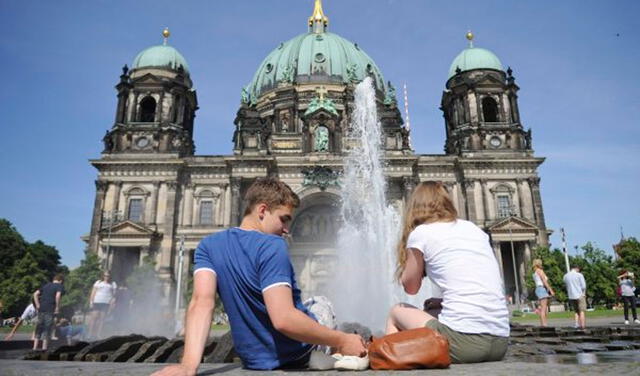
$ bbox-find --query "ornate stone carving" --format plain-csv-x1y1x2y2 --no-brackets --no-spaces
95,180,108,193
346,63,359,83
301,166,340,191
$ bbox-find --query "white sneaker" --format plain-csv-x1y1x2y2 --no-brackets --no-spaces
624,320,630,325
308,351,337,370
333,353,369,371
634,319,640,325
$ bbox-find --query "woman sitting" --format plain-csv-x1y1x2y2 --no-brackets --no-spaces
385,181,509,363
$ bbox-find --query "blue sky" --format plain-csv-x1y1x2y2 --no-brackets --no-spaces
1,0,638,267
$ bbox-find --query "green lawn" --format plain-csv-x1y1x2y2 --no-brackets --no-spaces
511,309,619,322
0,324,35,334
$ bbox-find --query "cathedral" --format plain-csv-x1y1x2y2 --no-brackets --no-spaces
84,0,549,306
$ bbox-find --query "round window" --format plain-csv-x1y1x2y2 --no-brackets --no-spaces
265,63,273,73
136,137,150,148
314,53,326,63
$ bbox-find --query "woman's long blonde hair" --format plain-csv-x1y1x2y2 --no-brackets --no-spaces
395,181,457,280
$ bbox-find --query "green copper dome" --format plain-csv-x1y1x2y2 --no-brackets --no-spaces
448,46,503,79
132,45,190,73
246,31,387,101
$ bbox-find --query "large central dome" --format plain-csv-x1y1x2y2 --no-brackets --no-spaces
246,1,387,102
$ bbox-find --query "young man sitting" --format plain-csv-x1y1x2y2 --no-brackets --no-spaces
153,178,366,376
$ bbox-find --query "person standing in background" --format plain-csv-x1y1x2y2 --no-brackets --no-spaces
87,271,117,339
563,265,587,329
618,271,639,325
33,274,65,350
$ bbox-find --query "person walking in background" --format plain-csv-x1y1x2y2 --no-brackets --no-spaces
32,274,65,351
532,259,555,327
87,271,117,339
618,271,639,325
563,265,587,329
4,300,38,340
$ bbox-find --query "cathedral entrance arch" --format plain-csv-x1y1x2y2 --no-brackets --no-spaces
289,191,341,298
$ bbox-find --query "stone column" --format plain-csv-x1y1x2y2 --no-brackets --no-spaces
517,242,526,298
492,241,504,283
156,92,164,122
463,179,477,222
516,178,526,219
148,181,160,225
230,178,242,226
480,179,489,225
89,180,108,254
132,92,140,122
528,177,548,245
159,182,178,273
112,181,123,212
183,183,194,227
224,183,232,226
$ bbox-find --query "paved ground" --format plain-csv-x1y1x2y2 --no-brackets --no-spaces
1,358,640,376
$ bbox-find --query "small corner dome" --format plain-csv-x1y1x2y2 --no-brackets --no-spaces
132,45,190,74
448,47,503,79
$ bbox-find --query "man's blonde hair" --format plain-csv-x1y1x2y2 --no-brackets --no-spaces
243,177,300,216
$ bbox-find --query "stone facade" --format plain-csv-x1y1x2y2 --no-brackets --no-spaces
85,12,548,307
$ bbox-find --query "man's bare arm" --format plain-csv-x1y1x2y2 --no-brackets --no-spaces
152,270,216,376
33,290,41,310
54,291,61,314
263,286,366,356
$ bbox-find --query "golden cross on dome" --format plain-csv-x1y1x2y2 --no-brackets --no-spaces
315,86,328,101
308,0,329,32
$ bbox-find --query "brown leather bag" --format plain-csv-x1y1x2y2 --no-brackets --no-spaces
368,327,451,370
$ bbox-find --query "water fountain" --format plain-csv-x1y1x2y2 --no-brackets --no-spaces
329,77,435,332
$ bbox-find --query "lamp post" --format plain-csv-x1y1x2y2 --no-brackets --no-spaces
174,235,186,330
561,227,570,273
103,210,122,270
508,206,521,309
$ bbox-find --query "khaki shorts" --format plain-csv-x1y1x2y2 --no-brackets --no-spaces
425,320,508,364
569,296,587,313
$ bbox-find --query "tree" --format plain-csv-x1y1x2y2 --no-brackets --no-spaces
0,219,27,281
615,237,640,277
0,218,67,316
573,242,618,308
525,246,568,302
0,251,48,316
61,249,103,313
28,240,67,280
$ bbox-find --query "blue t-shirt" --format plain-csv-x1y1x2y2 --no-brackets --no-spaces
193,228,313,370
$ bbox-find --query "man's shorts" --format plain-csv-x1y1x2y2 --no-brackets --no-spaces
569,296,587,313
425,319,508,364
35,312,55,340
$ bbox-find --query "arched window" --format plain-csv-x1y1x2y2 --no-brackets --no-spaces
125,187,147,222
482,97,499,122
128,198,144,222
140,96,156,122
199,201,214,225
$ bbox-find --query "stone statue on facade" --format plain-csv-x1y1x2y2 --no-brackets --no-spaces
241,87,250,104
314,126,329,151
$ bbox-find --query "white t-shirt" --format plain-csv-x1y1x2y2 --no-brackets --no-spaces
407,219,510,337
20,304,37,321
92,280,117,304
